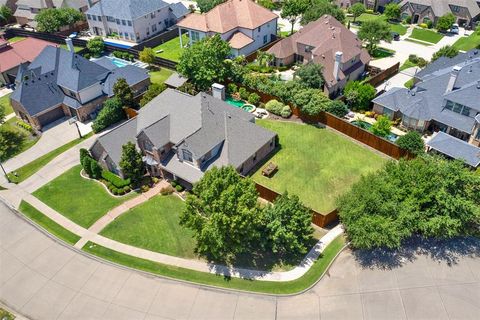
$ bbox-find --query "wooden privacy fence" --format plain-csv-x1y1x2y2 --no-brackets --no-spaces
255,183,339,228
365,62,400,87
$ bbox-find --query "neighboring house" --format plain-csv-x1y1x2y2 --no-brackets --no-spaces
372,49,480,167
176,0,278,57
86,0,189,43
0,37,56,85
90,88,277,188
267,15,371,97
335,0,395,11
399,0,480,27
10,39,150,130
14,0,94,28
0,0,17,12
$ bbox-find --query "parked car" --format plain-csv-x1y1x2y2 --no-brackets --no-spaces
68,32,78,39
391,32,400,41
450,24,459,34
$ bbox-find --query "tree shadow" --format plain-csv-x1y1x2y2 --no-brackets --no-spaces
353,235,480,270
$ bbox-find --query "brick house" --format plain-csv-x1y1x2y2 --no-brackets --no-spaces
90,89,277,188
10,39,149,130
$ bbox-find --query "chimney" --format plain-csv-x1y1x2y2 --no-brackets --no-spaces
333,51,343,81
211,83,225,101
446,66,461,93
65,38,75,53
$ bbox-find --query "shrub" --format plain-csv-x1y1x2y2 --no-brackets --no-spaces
280,105,292,118
426,20,433,29
152,177,159,184
404,16,411,24
111,187,119,195
417,57,427,68
325,100,349,118
247,92,260,105
265,99,285,115
16,120,34,133
171,180,178,187
408,54,419,64
160,185,175,195
81,156,93,177
238,87,249,100
83,53,91,59
436,13,456,32
227,83,237,94
419,23,428,28
175,184,184,192
92,97,125,133
396,131,425,154
365,9,374,14
101,170,131,188
123,186,131,193
141,185,150,193
90,160,102,179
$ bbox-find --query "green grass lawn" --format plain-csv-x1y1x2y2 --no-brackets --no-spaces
19,201,81,245
83,235,346,294
7,133,93,184
59,44,84,52
400,59,417,71
372,47,395,59
100,195,196,258
149,68,174,85
152,34,188,62
404,38,433,46
252,120,388,213
409,28,444,44
404,78,414,89
7,36,26,43
348,13,408,35
0,117,40,160
33,165,135,228
452,33,480,51
0,93,13,115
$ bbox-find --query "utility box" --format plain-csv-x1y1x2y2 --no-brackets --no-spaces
212,83,225,101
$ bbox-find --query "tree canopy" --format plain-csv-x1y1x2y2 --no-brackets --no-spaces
139,47,156,65
35,8,83,33
383,3,401,21
140,83,166,107
432,45,459,62
357,19,392,54
325,100,349,118
281,0,308,35
196,0,225,13
292,88,330,116
301,0,345,25
0,5,13,22
337,155,480,249
294,63,325,89
349,3,366,23
113,78,134,108
87,37,104,58
119,141,145,183
177,35,232,91
343,81,376,111
92,97,125,133
436,13,456,32
396,131,425,155
0,104,5,124
370,115,392,138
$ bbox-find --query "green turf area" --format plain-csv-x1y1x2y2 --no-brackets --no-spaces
348,14,408,35
372,47,395,59
404,78,414,88
59,44,84,52
7,36,26,43
152,34,188,62
404,38,433,46
399,59,417,71
409,28,444,44
19,200,81,245
149,68,174,85
452,33,480,51
0,117,40,160
83,235,346,294
100,195,196,258
0,93,13,115
7,133,93,184
252,120,387,213
33,165,135,228
389,23,408,36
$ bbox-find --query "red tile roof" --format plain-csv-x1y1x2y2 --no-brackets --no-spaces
0,37,58,73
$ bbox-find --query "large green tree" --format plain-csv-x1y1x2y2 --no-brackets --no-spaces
301,0,346,25
196,0,225,13
436,13,456,32
92,97,125,133
87,37,104,58
0,130,24,162
113,78,134,108
139,47,156,66
119,141,144,183
292,88,330,116
383,3,401,21
337,155,480,249
343,81,376,111
0,5,13,23
349,3,366,23
325,100,349,118
35,8,83,33
281,0,308,35
140,83,166,107
357,19,392,54
294,63,325,89
177,35,232,91
396,131,424,155
180,166,262,262
263,192,314,256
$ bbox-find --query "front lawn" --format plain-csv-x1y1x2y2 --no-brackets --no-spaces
33,165,135,228
100,195,196,258
452,33,480,51
149,68,174,85
348,13,408,35
152,34,188,62
372,47,395,59
409,28,444,44
252,120,388,213
0,117,40,160
0,93,13,115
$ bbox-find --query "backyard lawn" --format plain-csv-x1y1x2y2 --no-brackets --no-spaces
59,44,84,52
348,13,408,35
0,93,13,115
7,36,26,43
452,33,480,51
100,195,196,258
152,34,188,62
409,28,444,44
33,165,135,228
252,120,388,213
149,68,174,85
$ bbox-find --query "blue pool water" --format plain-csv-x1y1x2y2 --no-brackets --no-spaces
104,41,134,49
351,120,399,142
109,57,129,68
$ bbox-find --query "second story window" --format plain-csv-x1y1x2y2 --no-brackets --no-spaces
122,20,126,25
182,150,193,162
128,20,132,26
445,100,471,116
87,14,91,20
107,16,115,22
116,19,120,24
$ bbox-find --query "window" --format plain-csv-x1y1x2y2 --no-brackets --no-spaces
87,14,91,20
182,150,193,162
128,20,132,26
445,100,454,110
191,31,200,42
92,15,97,21
116,19,120,24
107,16,115,22
257,26,261,32
98,16,102,21
151,12,156,18
476,127,480,139
451,5,460,13
452,103,463,113
446,100,471,116
122,20,126,25
263,34,267,44
461,106,470,116
152,24,157,32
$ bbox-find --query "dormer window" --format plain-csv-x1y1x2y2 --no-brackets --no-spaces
182,150,193,162
445,100,471,116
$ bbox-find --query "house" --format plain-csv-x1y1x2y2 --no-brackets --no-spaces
335,0,395,11
372,49,480,167
176,0,278,57
90,88,277,188
14,0,94,28
10,39,150,130
85,0,189,43
399,0,480,27
0,37,57,86
267,15,371,97
0,0,17,13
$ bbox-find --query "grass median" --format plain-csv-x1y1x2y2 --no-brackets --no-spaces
82,235,346,294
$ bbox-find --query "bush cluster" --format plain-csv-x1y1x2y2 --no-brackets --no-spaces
16,120,34,133
92,97,125,133
106,182,131,195
101,170,131,188
160,185,175,195
112,51,135,61
171,180,185,192
408,54,427,68
265,99,291,118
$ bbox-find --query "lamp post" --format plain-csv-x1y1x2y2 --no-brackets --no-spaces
69,116,82,139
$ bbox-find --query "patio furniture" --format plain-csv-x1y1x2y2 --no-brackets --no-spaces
262,162,277,177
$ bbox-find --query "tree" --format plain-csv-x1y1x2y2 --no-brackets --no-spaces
196,0,225,13
370,115,392,138
436,13,456,32
343,81,376,110
263,192,314,256
119,141,144,183
90,160,102,179
58,7,84,27
325,100,348,118
257,0,275,10
140,83,166,107
177,35,231,91
383,3,401,21
0,130,24,162
81,155,94,177
139,47,156,66
396,131,424,155
349,3,366,23
113,78,134,108
301,0,346,25
35,8,83,33
92,97,125,133
0,5,13,23
431,45,459,62
281,0,308,35
357,19,392,54
180,166,262,262
294,63,325,89
292,89,330,116
337,156,480,249
87,37,104,58
0,104,5,124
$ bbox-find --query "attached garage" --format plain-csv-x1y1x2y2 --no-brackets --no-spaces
36,107,66,127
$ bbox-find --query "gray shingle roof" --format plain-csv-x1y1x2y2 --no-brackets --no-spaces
400,0,480,19
102,65,149,97
164,72,188,88
87,0,170,20
95,118,138,166
169,2,189,20
415,49,480,80
427,131,480,167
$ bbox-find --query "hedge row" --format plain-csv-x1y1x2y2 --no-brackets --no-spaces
101,170,131,188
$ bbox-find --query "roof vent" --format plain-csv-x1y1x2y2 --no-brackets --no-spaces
477,80,480,89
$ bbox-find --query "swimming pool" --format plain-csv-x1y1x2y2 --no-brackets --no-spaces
225,97,256,113
109,57,130,68
351,120,399,142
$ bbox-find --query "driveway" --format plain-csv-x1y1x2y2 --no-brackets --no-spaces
1,202,479,320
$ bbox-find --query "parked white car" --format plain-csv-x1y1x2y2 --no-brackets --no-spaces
450,24,460,34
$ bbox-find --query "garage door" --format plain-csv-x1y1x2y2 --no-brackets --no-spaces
37,107,65,127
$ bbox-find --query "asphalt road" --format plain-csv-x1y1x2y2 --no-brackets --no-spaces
0,201,479,320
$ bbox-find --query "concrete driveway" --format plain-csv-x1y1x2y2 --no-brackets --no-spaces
1,202,479,320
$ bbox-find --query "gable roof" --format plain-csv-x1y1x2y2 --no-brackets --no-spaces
400,0,480,18
0,37,57,73
427,131,480,167
87,0,171,20
177,0,277,33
